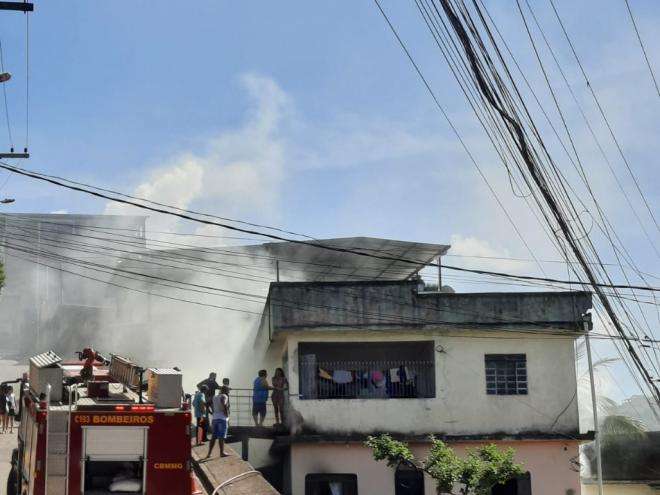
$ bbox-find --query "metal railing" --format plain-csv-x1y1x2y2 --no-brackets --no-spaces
299,360,435,400
217,388,278,428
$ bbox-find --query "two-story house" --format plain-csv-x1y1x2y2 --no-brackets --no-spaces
255,275,592,495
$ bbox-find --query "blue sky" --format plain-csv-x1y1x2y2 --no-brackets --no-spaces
0,1,659,406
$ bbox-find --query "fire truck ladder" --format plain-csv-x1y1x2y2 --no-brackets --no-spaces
46,405,70,495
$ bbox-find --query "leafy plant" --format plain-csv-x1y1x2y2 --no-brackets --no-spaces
366,434,524,495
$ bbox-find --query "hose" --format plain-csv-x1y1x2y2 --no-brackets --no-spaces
211,470,261,495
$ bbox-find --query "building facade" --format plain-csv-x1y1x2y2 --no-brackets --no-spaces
256,280,592,495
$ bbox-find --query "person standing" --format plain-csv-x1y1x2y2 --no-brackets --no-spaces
271,368,289,427
205,386,230,459
197,372,219,441
192,385,207,446
252,369,271,427
5,386,16,434
0,385,6,434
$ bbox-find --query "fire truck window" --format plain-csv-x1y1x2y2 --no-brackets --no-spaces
84,427,146,459
84,460,143,495
83,427,147,494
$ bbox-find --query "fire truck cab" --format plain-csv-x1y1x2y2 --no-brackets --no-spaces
7,350,194,495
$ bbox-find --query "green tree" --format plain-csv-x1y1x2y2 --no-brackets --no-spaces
0,260,5,291
366,434,524,495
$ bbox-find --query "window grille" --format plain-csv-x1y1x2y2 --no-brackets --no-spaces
305,473,357,495
485,354,527,395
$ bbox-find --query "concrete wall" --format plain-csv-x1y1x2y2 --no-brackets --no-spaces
289,440,582,495
282,329,580,436
268,282,591,332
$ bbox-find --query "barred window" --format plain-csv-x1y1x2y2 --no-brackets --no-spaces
485,354,527,395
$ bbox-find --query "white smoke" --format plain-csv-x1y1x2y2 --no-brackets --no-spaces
96,74,293,390
105,73,288,245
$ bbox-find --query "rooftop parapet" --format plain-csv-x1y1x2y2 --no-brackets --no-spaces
264,280,592,335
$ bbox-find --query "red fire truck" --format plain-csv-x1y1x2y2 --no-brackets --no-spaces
7,349,196,495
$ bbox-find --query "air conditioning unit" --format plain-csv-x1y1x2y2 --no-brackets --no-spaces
146,368,182,408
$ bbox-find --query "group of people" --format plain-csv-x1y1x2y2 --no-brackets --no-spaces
192,368,289,459
0,385,17,434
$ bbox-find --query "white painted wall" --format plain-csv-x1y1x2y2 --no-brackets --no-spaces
290,440,582,495
279,329,580,436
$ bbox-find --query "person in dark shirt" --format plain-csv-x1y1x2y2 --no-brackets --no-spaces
192,385,208,446
252,370,272,427
197,372,219,441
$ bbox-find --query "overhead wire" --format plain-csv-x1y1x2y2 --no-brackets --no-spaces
623,0,660,99
420,0,660,403
548,0,660,236
513,0,660,379
372,0,548,276
441,0,660,392
1,165,660,294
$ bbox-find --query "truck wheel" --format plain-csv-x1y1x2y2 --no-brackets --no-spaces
6,468,17,495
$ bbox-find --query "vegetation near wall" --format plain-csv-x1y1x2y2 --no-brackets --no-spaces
366,433,524,495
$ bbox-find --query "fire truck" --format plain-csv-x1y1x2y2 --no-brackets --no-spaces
6,349,196,495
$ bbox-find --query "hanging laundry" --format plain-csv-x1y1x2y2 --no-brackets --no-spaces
333,369,353,384
389,368,401,383
319,367,333,380
404,367,416,383
371,370,385,388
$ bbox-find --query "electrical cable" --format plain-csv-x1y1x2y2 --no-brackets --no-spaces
548,0,660,235
623,0,660,99
372,0,547,276
0,164,659,295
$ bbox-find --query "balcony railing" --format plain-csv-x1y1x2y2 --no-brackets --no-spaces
221,388,279,428
299,359,435,400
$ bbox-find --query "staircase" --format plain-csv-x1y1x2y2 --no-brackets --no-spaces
45,409,69,495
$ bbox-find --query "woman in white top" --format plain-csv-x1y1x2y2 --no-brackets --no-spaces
3,386,16,434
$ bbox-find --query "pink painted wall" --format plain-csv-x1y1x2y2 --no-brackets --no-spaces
290,439,582,495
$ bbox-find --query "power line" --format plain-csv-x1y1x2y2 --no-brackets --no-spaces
2,163,660,294
548,0,660,236
428,0,660,403
623,0,660,98
372,0,547,276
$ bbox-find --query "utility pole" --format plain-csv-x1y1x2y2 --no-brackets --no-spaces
0,0,34,159
437,255,442,291
584,312,603,495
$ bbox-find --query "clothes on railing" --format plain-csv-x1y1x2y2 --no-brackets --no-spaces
309,362,431,399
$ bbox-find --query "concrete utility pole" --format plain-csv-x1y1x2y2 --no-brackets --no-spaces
584,313,604,495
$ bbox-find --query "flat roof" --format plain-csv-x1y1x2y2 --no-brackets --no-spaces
245,236,449,282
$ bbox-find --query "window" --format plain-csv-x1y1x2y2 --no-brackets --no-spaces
305,473,358,495
491,472,531,495
395,468,424,495
485,354,527,395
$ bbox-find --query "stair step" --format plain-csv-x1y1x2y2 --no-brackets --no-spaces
48,432,68,454
46,454,67,476
47,412,69,433
45,475,67,495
